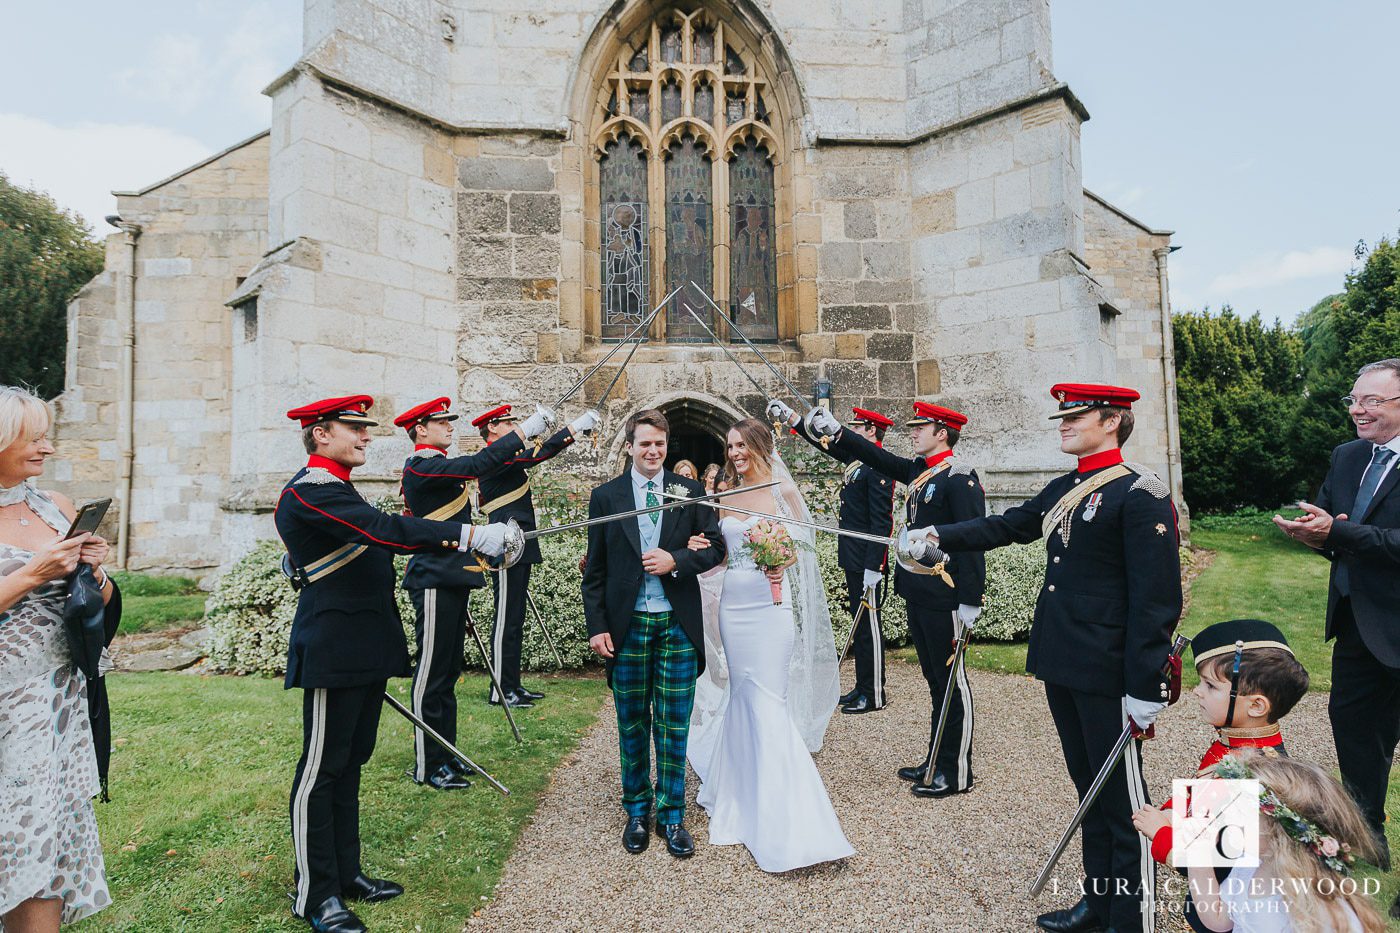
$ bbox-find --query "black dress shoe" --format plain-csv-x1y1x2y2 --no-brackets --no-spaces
343,873,404,903
840,694,878,714
488,689,534,709
838,687,860,706
1036,897,1105,933
449,757,477,779
910,769,973,799
897,764,928,782
301,895,367,933
623,814,650,853
656,822,695,858
517,687,545,701
425,762,471,790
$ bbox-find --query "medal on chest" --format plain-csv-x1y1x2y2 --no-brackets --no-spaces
843,463,861,486
1082,492,1102,523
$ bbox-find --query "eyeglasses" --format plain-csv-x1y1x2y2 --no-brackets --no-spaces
1341,395,1400,410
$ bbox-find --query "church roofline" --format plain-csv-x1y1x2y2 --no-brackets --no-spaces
112,130,271,198
1083,189,1173,238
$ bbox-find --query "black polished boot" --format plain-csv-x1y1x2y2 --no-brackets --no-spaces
488,687,534,709
896,763,928,782
622,814,650,854
301,895,367,933
423,762,471,790
517,687,545,701
343,873,404,903
838,687,860,706
840,694,876,714
656,821,695,858
1036,897,1106,933
910,769,973,799
450,757,477,779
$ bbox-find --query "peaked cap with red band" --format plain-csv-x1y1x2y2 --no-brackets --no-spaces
906,401,968,429
286,395,377,428
848,407,893,429
470,404,516,428
1048,383,1141,420
393,397,458,429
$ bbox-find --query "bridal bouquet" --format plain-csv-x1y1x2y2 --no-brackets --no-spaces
743,519,796,605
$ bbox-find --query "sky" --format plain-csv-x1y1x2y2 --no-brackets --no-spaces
2,1,1396,326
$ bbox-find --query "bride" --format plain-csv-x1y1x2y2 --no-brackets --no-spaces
685,417,853,872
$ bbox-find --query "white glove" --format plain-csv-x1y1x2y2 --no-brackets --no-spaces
520,404,556,440
862,568,882,590
808,406,841,436
463,522,509,557
1124,695,1167,730
767,399,796,425
899,530,930,561
956,604,982,631
570,410,600,435
906,525,938,545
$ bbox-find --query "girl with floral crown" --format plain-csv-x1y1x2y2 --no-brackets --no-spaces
1190,750,1385,932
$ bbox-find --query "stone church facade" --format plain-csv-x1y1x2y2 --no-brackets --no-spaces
55,0,1183,574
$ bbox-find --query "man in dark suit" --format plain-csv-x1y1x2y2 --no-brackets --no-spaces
582,408,726,858
1274,357,1400,914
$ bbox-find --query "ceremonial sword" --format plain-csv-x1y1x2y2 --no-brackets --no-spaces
686,283,807,405
914,615,975,792
461,600,523,743
838,584,878,664
382,692,510,796
524,590,565,669
1028,633,1190,897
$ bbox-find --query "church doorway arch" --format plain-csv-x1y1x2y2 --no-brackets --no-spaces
660,396,729,475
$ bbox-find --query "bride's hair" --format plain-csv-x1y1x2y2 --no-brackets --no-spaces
724,417,774,487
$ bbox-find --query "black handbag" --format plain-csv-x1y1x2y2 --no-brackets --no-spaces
62,566,122,800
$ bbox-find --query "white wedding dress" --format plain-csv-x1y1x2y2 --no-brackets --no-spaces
689,495,853,873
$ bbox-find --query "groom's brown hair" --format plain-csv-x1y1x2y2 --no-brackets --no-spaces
624,408,669,443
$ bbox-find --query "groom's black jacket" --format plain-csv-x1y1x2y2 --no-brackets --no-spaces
581,470,726,682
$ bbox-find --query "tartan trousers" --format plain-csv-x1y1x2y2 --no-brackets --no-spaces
612,610,698,824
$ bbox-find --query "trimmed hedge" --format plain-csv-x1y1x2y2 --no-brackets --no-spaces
206,529,1046,678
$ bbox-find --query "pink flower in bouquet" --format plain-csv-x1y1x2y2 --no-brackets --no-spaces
744,518,796,605
1319,837,1340,858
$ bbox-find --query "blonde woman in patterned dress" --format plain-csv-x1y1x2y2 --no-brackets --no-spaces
0,386,112,931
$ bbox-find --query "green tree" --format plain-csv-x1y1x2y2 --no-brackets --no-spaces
0,173,105,398
1297,236,1400,482
1173,307,1309,512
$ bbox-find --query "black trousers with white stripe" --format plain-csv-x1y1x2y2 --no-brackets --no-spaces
1044,683,1155,933
907,604,973,786
490,561,530,697
409,587,471,780
844,567,885,705
289,681,386,916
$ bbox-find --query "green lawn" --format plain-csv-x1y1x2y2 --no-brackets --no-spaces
92,671,608,931
110,572,207,635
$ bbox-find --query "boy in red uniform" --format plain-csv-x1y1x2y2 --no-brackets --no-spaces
1131,618,1310,933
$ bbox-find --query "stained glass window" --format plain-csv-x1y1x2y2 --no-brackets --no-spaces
661,25,683,62
660,77,682,123
693,27,714,63
600,136,650,340
725,45,745,75
664,136,713,342
729,138,778,341
628,86,649,123
629,49,648,72
694,81,714,126
725,90,746,124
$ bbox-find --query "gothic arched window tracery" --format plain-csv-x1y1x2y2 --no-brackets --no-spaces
592,7,783,342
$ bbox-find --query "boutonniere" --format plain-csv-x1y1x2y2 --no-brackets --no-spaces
665,483,690,500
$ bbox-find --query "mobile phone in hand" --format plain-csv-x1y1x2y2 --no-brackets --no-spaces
64,498,111,540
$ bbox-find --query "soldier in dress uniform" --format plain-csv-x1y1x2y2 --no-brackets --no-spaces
908,384,1182,933
780,404,896,712
473,403,599,707
781,398,987,795
393,397,555,791
275,395,514,933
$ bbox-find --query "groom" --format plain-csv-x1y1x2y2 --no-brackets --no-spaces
582,408,726,857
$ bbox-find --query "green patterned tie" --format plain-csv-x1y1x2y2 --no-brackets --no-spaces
646,480,659,524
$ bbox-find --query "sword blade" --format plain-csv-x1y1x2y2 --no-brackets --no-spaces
552,286,678,408
918,629,972,786
664,495,896,547
382,692,511,796
593,333,644,409
1028,725,1133,896
522,481,780,540
688,281,806,404
680,303,775,399
525,590,564,669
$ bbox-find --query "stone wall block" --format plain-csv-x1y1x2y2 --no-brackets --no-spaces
825,361,879,396
509,193,562,235
822,304,892,331
868,332,914,361
458,156,553,192
458,191,509,233
457,235,512,277
819,241,862,279
513,235,561,277
878,361,915,397
861,241,910,280
843,202,878,240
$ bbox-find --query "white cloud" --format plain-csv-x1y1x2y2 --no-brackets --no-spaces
1206,247,1354,295
117,34,210,113
0,114,211,232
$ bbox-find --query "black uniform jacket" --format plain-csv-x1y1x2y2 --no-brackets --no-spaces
399,431,526,591
793,419,895,574
935,453,1181,700
477,426,576,566
580,471,726,683
833,430,986,611
275,466,467,690
1314,438,1400,667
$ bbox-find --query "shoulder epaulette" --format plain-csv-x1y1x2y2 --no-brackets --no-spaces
409,449,445,459
1125,463,1170,499
949,460,976,477
295,468,343,486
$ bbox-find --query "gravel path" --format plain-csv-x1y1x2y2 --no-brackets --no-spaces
473,656,1337,932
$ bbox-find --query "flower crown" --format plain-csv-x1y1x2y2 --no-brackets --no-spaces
1212,757,1356,875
